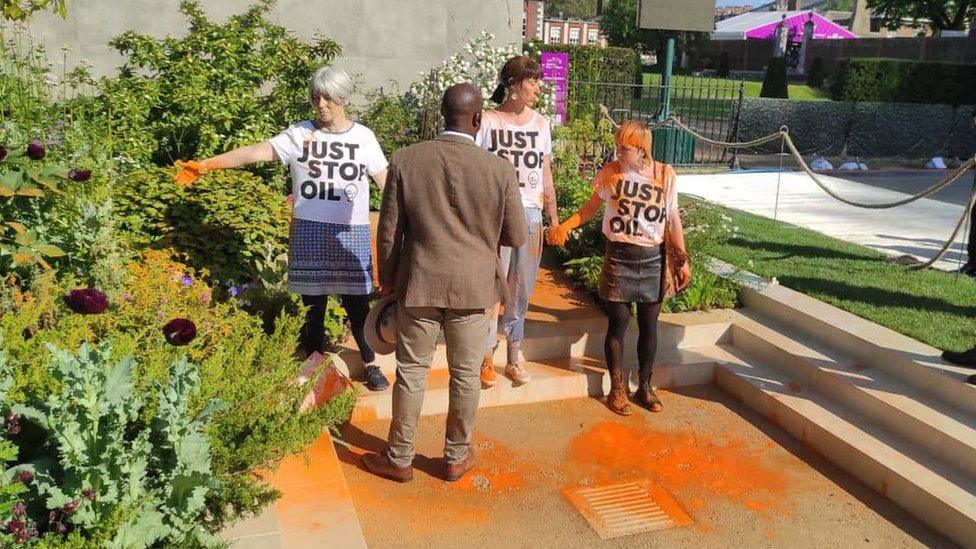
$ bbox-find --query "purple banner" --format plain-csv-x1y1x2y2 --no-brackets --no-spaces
745,12,856,40
540,52,569,126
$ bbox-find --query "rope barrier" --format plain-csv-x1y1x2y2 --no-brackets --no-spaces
595,105,976,270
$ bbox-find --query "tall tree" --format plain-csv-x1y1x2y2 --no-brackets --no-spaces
867,0,974,30
601,0,707,61
545,0,598,18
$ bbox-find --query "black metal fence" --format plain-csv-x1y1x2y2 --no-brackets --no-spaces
563,75,745,167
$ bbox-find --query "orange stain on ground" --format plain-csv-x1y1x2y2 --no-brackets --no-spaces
453,435,533,494
567,419,793,517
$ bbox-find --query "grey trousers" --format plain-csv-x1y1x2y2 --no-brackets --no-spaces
386,303,490,468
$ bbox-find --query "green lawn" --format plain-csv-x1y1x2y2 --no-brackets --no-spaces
693,199,976,352
641,73,830,101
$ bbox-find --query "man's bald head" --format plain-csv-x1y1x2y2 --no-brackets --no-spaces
441,83,483,137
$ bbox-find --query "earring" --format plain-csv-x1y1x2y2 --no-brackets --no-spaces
638,156,646,171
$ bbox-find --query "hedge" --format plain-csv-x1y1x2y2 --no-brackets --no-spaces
526,41,639,85
526,41,639,120
830,58,976,105
737,99,975,158
847,102,956,157
737,98,852,155
947,105,976,160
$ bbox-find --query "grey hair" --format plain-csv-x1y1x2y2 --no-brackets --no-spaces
309,66,354,105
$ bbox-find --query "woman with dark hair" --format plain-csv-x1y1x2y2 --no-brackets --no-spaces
475,55,559,389
173,66,391,392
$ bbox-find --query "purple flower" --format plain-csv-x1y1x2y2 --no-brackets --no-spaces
62,500,79,514
16,470,33,484
67,169,92,182
64,288,109,314
25,140,45,160
12,503,25,517
5,518,23,535
82,488,95,502
0,145,6,162
228,285,241,297
180,274,193,287
163,318,196,346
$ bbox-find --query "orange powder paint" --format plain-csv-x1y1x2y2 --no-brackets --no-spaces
567,420,792,516
453,436,533,494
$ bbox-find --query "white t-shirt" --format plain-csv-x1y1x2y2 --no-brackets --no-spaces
476,109,552,210
269,121,387,224
596,161,678,247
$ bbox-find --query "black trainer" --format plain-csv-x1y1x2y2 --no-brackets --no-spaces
364,364,390,391
968,375,976,385
942,347,976,369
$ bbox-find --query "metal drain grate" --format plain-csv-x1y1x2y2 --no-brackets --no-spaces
564,480,692,539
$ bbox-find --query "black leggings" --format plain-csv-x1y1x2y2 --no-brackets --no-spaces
603,300,664,386
301,294,375,364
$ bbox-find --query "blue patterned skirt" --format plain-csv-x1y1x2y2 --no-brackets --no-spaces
288,218,373,296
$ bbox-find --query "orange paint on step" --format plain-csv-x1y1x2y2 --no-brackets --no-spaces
567,420,792,517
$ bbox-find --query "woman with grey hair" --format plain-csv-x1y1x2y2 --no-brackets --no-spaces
174,65,391,391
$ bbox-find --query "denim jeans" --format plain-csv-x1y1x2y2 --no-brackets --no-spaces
486,207,543,356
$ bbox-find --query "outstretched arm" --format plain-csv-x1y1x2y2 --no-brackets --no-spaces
174,141,276,187
546,192,602,246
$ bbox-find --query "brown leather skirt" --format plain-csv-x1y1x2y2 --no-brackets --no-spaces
598,241,663,303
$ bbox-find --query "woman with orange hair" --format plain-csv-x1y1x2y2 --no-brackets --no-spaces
548,121,691,415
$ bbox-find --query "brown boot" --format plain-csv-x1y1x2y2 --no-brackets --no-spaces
635,384,663,413
444,448,477,482
362,452,413,483
607,371,633,416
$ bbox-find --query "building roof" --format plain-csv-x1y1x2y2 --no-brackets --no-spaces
712,10,857,40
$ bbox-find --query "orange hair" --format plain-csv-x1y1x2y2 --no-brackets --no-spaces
595,120,655,191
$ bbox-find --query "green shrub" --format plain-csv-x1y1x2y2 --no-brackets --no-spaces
760,57,789,99
4,342,225,546
737,98,853,155
113,166,290,284
355,91,421,210
807,56,825,88
0,251,356,530
94,0,342,175
526,41,639,121
830,58,976,105
847,101,955,157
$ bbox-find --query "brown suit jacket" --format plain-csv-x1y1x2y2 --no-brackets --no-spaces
377,133,527,309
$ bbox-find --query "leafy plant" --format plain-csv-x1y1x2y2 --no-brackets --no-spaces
96,0,342,173
807,56,826,88
0,251,356,529
113,166,290,284
407,30,553,139
0,141,70,271
7,342,225,547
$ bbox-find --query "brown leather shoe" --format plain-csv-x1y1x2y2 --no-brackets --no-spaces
361,452,413,483
444,448,477,482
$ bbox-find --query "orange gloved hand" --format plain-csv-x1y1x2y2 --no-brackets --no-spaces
173,160,214,188
546,214,583,247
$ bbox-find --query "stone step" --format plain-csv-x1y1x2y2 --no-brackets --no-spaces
711,345,976,549
339,309,733,379
730,310,976,481
735,276,976,416
348,349,720,425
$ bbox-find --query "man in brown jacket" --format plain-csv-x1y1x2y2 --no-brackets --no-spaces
362,83,527,482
